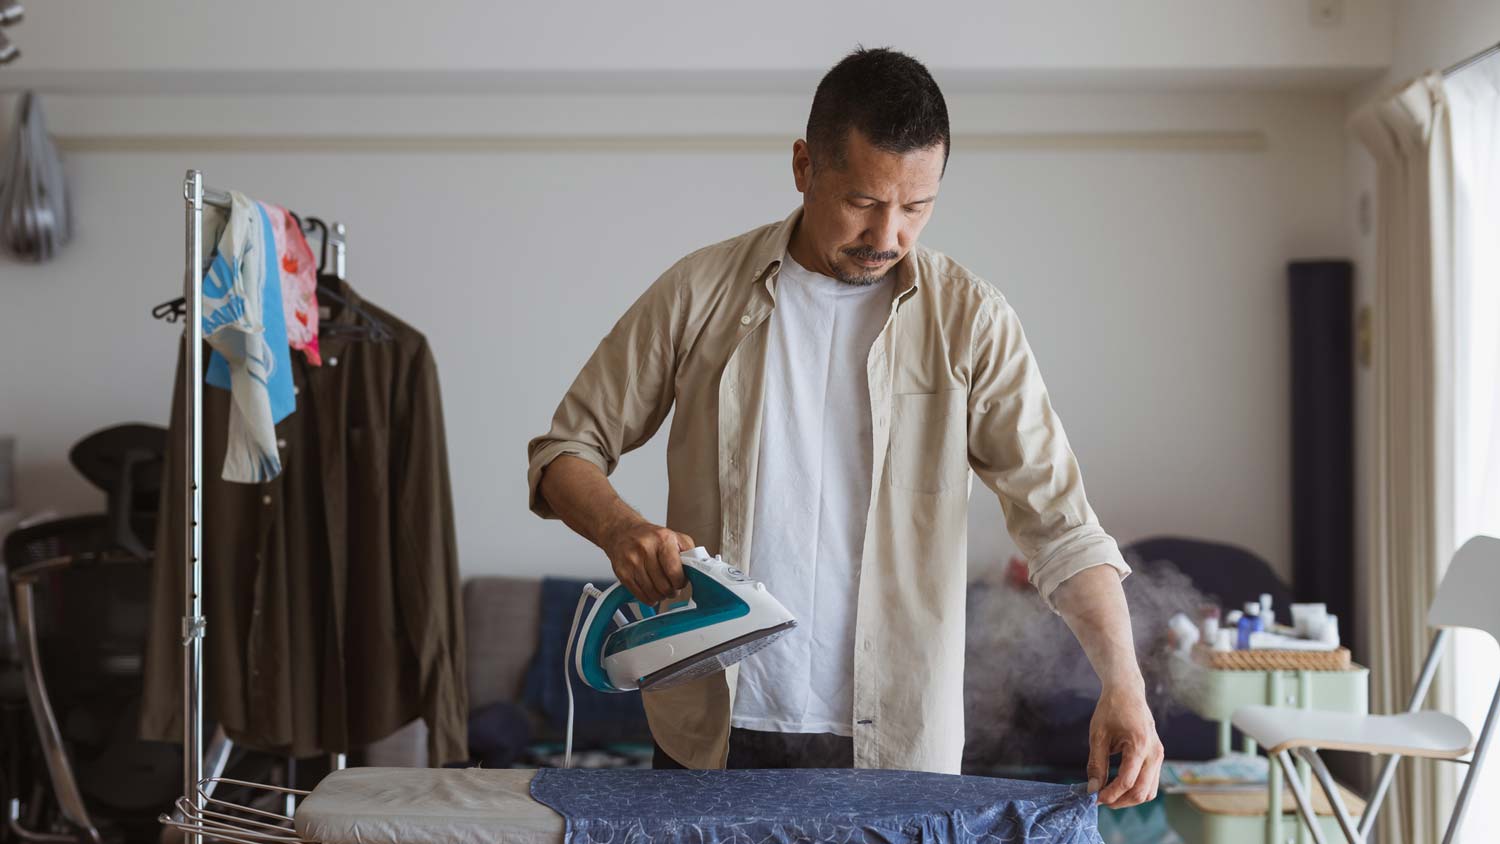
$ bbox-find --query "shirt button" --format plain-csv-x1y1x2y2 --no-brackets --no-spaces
328,356,339,367
262,494,272,505
740,314,751,325
276,438,287,449
863,640,873,652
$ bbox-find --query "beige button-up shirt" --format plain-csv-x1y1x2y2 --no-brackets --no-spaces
527,207,1129,773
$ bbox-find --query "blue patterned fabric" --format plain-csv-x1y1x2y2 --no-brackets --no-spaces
530,768,1103,843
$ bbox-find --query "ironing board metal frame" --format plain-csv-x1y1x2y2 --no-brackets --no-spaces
159,778,309,844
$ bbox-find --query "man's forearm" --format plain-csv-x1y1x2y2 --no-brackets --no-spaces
1054,563,1163,806
539,455,694,604
538,455,646,550
1052,565,1143,691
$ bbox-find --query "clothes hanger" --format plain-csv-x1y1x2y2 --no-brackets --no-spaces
150,208,309,324
154,211,390,343
299,215,393,343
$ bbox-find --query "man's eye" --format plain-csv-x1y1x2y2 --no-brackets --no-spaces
850,201,875,210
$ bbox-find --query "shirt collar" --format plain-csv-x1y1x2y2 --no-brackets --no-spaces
750,205,920,299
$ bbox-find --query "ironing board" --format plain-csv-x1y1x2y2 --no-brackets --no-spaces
295,768,562,844
287,767,1102,844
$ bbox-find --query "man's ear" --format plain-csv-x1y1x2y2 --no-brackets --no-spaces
791,139,814,194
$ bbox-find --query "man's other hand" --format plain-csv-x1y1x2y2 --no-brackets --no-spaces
603,520,695,605
1087,683,1164,808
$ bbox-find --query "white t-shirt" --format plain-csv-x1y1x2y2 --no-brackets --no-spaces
731,251,894,736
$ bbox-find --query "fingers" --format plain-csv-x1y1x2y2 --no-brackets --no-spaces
655,533,688,595
669,533,695,597
1140,742,1165,805
609,523,691,605
1113,741,1163,808
1085,727,1111,796
617,571,651,606
1098,738,1146,807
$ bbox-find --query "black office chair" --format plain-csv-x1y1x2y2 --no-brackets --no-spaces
4,425,178,844
5,516,181,844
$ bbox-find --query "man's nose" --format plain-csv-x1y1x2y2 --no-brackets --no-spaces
865,208,901,255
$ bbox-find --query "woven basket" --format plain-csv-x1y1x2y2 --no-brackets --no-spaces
1193,644,1351,672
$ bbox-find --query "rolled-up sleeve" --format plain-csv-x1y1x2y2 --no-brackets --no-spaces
966,293,1130,610
526,268,682,519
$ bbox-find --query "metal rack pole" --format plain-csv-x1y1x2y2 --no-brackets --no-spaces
330,221,347,775
333,222,346,281
181,170,207,844
177,179,352,809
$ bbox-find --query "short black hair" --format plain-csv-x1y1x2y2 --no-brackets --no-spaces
806,47,950,175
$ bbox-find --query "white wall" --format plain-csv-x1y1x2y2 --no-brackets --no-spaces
0,85,1352,584
3,0,1392,90
0,1,1388,583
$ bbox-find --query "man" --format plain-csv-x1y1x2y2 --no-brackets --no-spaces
527,47,1163,807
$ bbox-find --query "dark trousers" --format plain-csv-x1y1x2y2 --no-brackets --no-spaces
652,727,854,769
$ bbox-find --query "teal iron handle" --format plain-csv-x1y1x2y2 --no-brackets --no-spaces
602,565,748,658
577,584,636,692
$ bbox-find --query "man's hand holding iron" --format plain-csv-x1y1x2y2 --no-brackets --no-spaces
603,519,694,605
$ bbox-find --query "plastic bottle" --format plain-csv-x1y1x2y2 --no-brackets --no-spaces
1200,605,1221,643
1237,602,1263,650
1259,593,1275,629
1168,613,1200,652
1319,614,1340,647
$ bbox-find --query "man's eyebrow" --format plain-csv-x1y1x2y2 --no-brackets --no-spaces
846,192,938,204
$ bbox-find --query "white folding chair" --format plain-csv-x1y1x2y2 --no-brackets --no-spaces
1231,534,1500,844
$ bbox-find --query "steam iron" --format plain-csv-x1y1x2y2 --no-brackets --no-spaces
561,546,796,765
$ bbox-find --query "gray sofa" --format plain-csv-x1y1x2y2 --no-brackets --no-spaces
364,576,543,768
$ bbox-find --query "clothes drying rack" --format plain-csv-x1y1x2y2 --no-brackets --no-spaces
164,170,347,844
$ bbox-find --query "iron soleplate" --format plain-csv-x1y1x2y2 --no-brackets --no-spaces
637,620,798,691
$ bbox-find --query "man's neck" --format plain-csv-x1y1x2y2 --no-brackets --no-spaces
785,217,837,280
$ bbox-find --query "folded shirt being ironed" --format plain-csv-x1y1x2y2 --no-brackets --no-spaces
201,191,296,483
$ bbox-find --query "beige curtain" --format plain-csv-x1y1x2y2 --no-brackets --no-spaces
1350,73,1458,844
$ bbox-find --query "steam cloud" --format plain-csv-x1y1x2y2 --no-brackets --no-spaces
962,552,1213,769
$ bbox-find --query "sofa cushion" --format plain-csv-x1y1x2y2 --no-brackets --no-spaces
463,578,542,709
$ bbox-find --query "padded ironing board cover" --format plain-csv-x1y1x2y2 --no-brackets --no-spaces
529,768,1104,844
294,768,564,844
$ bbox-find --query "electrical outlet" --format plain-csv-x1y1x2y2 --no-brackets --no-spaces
1310,0,1343,27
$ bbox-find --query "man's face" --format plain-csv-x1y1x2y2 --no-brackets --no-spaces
790,128,944,286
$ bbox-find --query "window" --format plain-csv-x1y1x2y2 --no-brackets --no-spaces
1446,56,1500,843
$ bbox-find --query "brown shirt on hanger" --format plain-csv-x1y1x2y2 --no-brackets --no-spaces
141,280,467,765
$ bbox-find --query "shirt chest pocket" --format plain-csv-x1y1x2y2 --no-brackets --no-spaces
888,389,969,494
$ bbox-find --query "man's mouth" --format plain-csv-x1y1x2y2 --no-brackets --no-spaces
846,250,897,269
